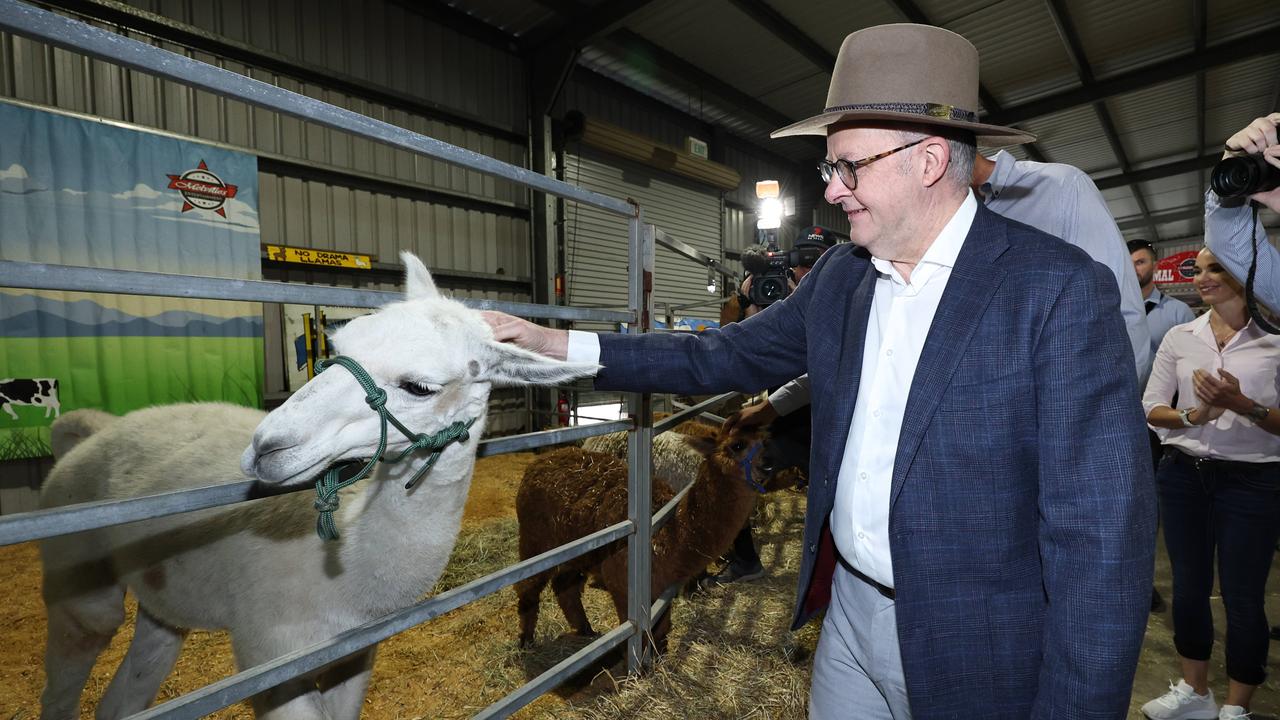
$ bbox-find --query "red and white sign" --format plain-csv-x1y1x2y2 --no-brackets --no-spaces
1154,250,1200,285
166,159,238,217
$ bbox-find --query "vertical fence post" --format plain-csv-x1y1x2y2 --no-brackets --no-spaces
625,212,655,674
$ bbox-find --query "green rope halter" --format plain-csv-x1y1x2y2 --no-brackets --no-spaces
310,355,476,541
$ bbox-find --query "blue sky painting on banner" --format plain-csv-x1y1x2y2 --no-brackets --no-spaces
0,102,264,459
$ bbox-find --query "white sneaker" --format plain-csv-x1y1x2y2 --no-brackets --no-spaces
1219,705,1250,720
1141,680,1218,720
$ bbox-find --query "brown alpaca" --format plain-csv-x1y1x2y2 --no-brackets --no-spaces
514,421,770,650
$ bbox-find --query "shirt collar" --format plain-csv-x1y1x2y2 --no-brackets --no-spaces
1186,311,1262,347
870,191,978,284
1147,287,1164,305
980,150,1016,201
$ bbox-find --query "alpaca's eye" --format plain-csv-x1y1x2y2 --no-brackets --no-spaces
399,381,436,397
731,442,745,453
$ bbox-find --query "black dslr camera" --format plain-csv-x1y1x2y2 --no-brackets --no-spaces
1211,153,1280,199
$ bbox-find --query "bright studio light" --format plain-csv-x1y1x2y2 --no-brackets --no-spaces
757,197,783,230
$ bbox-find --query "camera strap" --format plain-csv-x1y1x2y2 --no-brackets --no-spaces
1245,201,1280,335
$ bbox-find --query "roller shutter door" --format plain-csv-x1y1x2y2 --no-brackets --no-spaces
562,148,722,331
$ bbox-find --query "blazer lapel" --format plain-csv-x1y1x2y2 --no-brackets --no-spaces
889,207,1010,509
819,258,877,491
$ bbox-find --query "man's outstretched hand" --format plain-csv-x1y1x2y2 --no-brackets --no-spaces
482,311,570,360
723,399,779,433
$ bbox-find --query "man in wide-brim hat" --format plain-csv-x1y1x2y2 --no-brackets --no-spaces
484,23,1155,720
768,23,1154,719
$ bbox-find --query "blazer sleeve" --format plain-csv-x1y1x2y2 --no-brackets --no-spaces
591,247,838,396
1031,260,1157,717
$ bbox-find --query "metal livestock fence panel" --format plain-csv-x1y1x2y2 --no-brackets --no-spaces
0,1,743,717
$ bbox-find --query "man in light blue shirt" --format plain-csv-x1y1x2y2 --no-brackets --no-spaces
977,150,1152,381
1129,239,1195,364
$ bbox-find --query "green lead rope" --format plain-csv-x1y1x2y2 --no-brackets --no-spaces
311,355,476,541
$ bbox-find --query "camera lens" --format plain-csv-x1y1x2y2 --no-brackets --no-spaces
1211,154,1280,199
759,277,787,303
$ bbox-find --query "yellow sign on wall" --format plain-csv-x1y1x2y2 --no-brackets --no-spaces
265,245,372,270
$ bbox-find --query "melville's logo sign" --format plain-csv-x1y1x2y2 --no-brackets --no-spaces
166,159,238,217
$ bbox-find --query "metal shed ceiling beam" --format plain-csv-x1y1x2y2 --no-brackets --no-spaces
519,0,659,52
725,0,836,70
1116,206,1203,231
603,29,809,139
1092,151,1219,190
986,27,1277,127
1044,0,1159,239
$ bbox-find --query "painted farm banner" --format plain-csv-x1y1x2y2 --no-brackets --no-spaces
0,103,263,460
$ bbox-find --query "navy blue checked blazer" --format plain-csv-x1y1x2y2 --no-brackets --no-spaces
594,204,1157,719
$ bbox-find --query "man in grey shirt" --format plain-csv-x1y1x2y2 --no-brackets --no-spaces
1205,113,1280,313
736,151,1153,428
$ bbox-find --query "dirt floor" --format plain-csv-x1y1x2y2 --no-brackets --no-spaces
2,449,1278,719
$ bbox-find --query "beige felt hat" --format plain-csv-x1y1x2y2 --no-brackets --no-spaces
771,23,1035,147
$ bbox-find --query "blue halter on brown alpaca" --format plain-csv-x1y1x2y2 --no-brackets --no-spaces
739,443,769,494
310,355,476,541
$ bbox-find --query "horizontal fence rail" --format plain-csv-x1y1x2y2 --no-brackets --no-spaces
0,0,636,217
0,5,745,717
652,392,737,435
0,261,635,324
130,521,634,720
474,624,634,720
0,420,632,547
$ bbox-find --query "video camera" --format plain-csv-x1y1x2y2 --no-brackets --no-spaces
741,226,835,307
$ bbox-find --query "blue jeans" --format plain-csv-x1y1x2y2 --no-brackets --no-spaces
1157,450,1280,686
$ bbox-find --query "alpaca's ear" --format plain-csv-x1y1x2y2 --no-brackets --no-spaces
401,251,439,300
682,435,717,458
479,341,599,387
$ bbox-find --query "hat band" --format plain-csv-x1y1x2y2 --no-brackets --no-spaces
823,102,978,123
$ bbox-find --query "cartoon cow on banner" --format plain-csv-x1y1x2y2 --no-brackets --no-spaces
0,378,61,420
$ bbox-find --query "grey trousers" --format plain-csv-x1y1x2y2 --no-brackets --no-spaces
808,562,911,720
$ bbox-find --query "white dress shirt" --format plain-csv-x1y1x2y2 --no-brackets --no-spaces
833,193,977,589
1142,312,1280,463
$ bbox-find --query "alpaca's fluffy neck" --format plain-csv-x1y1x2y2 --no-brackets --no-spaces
331,436,481,612
652,455,758,591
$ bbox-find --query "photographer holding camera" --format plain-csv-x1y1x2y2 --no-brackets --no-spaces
707,226,836,587
1205,112,1280,314
737,225,836,319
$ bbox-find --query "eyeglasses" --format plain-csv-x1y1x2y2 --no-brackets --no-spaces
818,139,926,191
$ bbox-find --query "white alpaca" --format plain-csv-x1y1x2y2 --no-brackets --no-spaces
38,253,597,720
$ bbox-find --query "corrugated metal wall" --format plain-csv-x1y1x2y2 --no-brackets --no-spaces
0,2,532,231
562,148,722,327
0,1,536,503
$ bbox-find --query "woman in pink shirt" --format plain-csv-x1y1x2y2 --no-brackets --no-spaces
1140,248,1280,720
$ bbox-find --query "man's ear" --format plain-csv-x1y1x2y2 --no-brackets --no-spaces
477,340,599,387
919,136,952,188
401,251,439,300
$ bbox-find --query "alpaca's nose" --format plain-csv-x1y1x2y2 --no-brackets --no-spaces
240,436,296,479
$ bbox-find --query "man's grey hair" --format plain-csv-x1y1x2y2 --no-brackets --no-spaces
895,125,976,186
